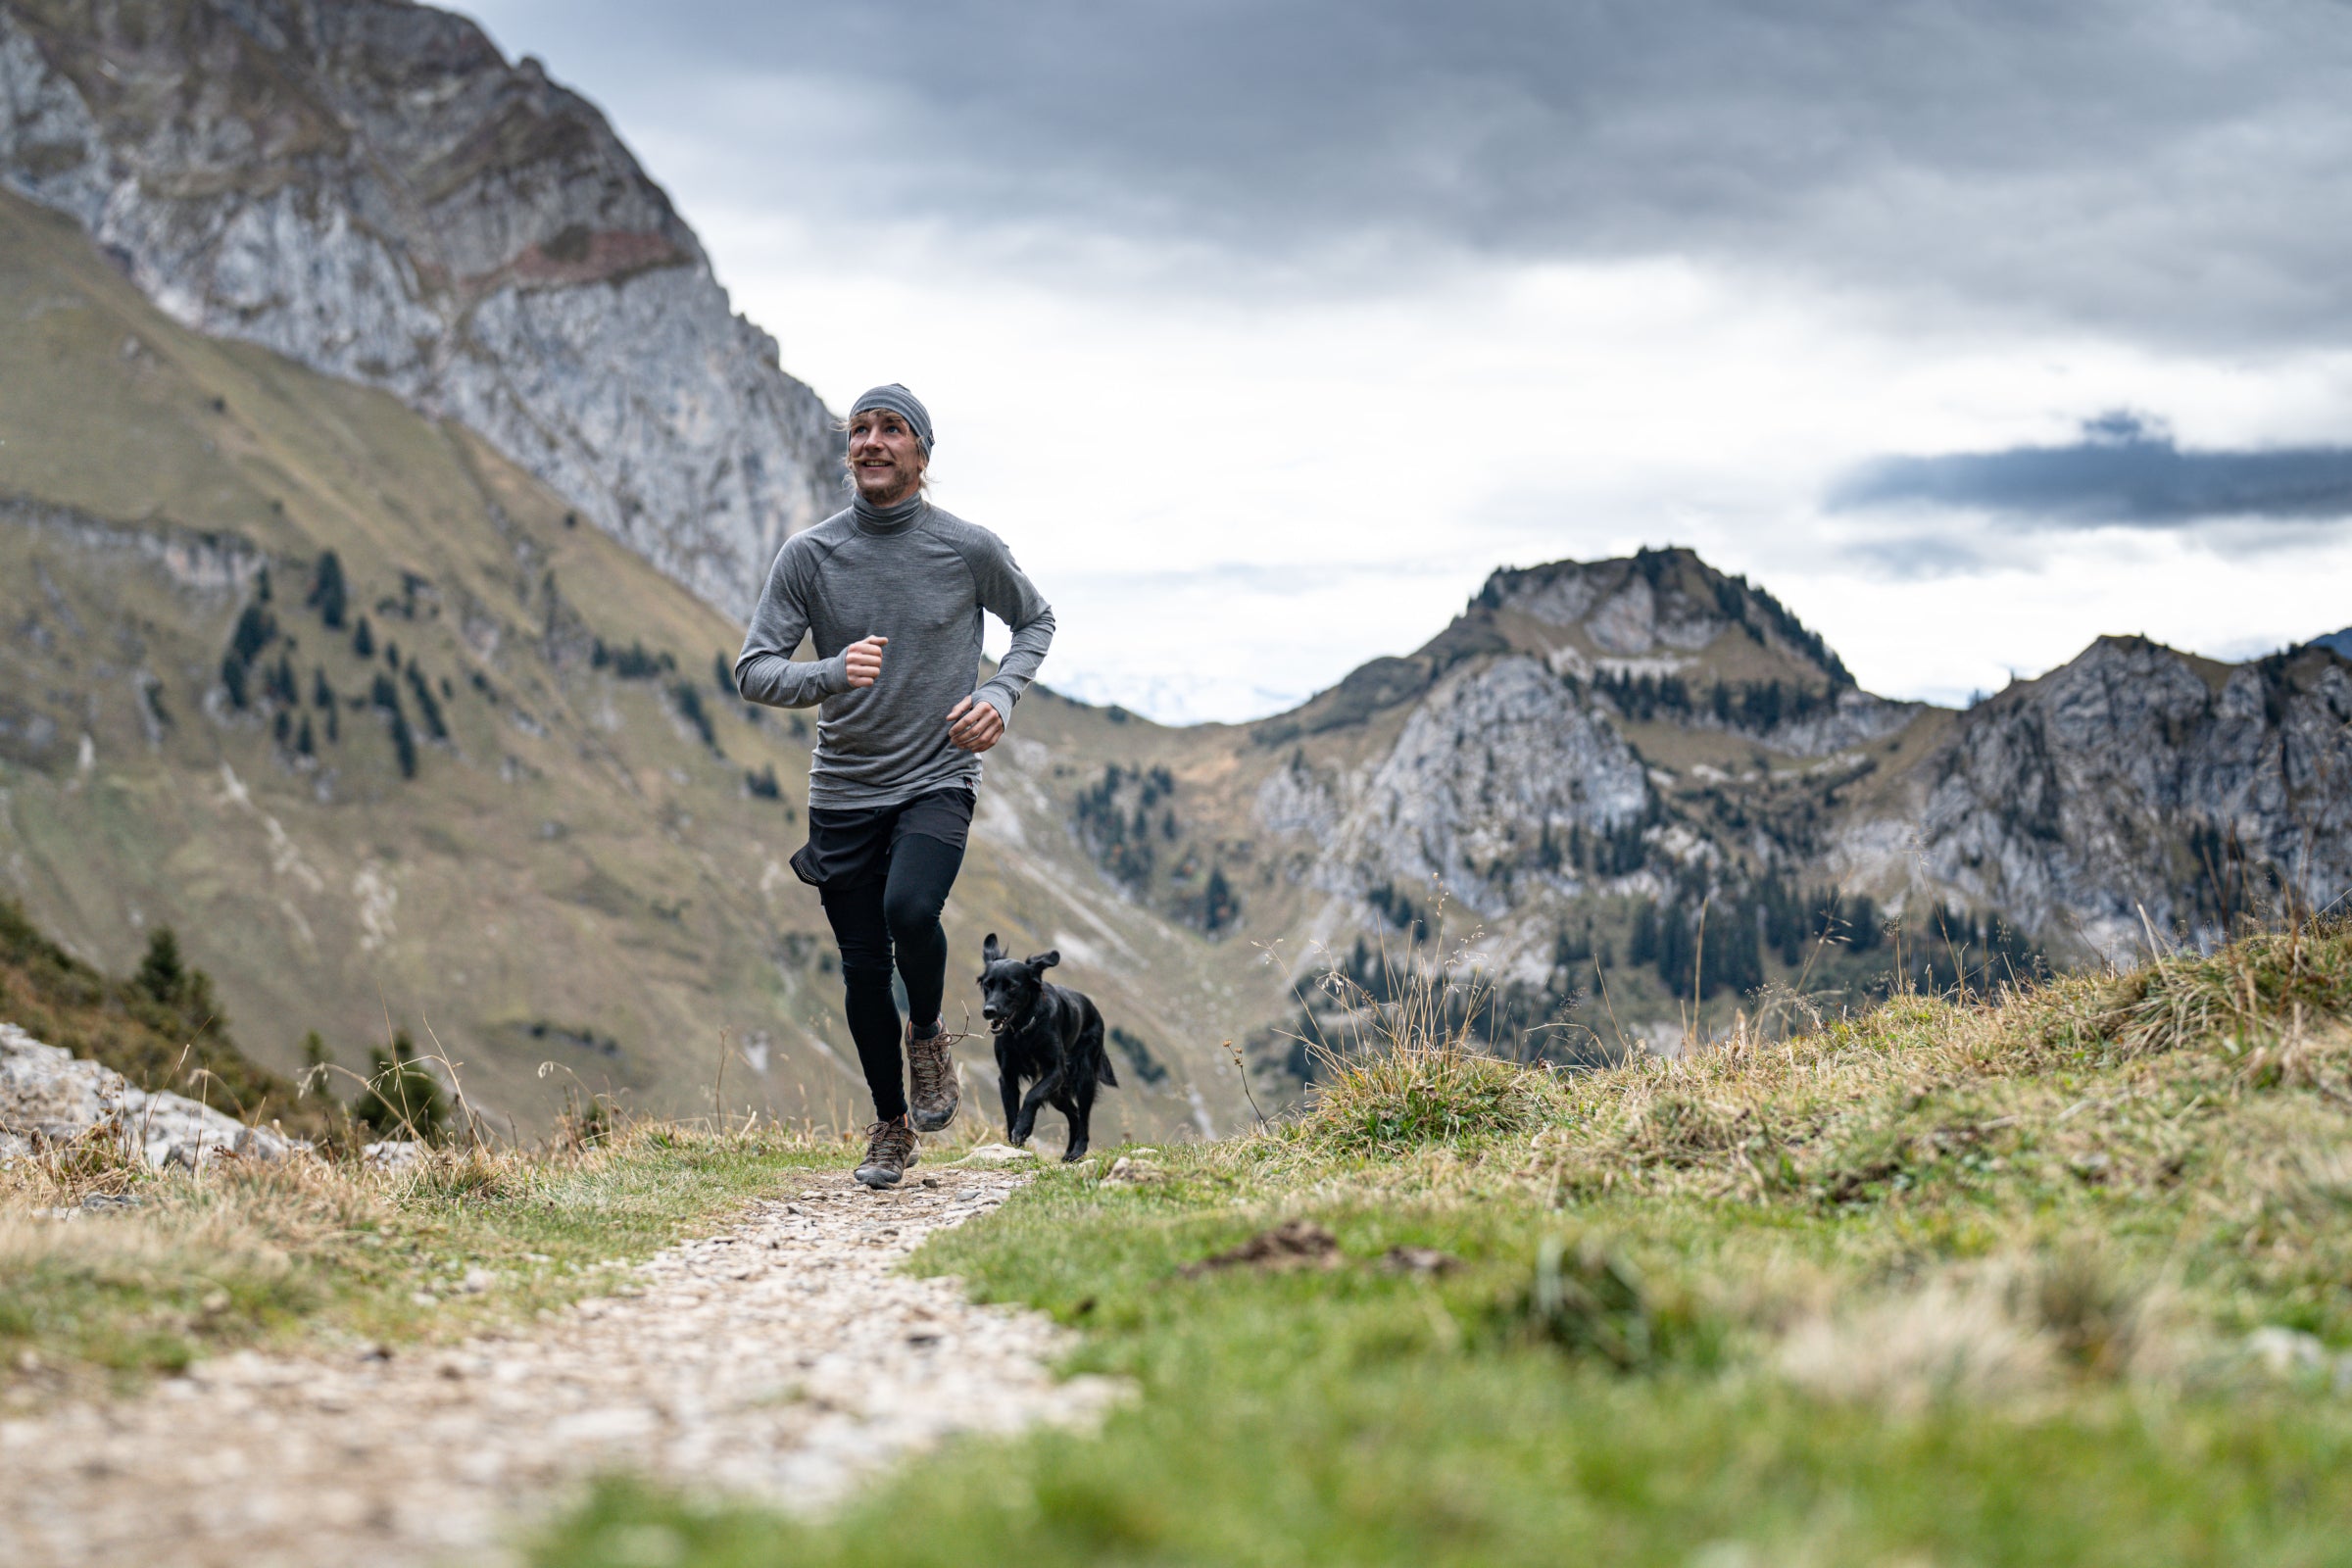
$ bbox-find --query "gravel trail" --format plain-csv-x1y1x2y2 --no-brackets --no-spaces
0,1161,1114,1567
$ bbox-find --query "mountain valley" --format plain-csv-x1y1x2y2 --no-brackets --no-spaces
0,0,2345,1139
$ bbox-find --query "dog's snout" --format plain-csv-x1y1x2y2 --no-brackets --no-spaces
981,1003,1001,1020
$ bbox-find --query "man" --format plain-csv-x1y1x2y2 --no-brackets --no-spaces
735,385,1054,1187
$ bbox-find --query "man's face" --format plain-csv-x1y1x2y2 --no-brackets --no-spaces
848,410,926,504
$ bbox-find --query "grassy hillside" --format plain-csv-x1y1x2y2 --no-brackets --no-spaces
545,917,2352,1565
0,188,1274,1139
0,895,328,1138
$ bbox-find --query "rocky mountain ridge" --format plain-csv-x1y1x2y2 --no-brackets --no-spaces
1058,546,2349,1081
0,0,842,618
1838,634,2352,957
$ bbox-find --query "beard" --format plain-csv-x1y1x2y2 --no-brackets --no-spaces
853,453,923,504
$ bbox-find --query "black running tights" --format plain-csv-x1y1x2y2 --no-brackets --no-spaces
817,832,965,1123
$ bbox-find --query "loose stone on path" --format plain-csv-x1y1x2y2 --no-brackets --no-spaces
0,1164,1119,1568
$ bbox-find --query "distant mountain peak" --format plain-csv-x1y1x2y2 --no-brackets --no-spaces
1258,545,1858,745
1475,546,1856,687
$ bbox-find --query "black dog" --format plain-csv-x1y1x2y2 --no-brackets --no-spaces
978,933,1115,1160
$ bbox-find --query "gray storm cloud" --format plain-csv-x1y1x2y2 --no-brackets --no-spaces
1828,412,2352,528
466,0,2352,348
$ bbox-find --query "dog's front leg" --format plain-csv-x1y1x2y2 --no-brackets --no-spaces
996,1053,1025,1145
1011,1066,1063,1146
999,1074,1026,1145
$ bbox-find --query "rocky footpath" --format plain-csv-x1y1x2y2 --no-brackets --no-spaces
0,0,843,616
0,1158,1112,1568
0,1022,299,1167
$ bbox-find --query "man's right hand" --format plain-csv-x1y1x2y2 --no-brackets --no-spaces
844,635,887,688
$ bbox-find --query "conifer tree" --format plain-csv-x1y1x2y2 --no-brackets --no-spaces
307,551,347,628
354,1031,448,1141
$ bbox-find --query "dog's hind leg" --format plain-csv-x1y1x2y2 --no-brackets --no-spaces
1061,1072,1099,1162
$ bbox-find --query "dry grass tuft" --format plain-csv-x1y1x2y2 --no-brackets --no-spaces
2088,917,2352,1062
1303,1036,1549,1152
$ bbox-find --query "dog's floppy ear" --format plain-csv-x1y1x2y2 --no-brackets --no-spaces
1029,950,1060,971
982,932,1004,963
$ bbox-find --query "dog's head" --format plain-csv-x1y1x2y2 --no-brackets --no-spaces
979,932,1058,1034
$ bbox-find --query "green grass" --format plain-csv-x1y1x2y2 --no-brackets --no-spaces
0,1122,840,1395
538,920,2352,1566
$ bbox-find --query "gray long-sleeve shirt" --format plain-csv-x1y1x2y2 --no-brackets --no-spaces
733,499,1055,808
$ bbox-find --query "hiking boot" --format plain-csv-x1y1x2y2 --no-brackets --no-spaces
906,1022,961,1132
854,1117,917,1188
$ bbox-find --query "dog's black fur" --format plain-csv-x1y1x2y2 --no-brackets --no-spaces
978,933,1115,1160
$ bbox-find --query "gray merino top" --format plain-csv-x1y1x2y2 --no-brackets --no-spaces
733,498,1055,808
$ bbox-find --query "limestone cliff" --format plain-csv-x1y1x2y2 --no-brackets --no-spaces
1838,636,2352,957
0,0,842,617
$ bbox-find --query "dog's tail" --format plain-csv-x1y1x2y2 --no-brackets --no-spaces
1084,1004,1117,1087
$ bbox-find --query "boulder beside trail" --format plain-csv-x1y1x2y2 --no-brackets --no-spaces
0,1022,301,1168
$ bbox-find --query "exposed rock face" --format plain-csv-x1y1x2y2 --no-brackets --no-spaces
1245,549,2348,993
1839,637,2352,956
0,0,842,617
0,1021,300,1166
1317,656,1650,917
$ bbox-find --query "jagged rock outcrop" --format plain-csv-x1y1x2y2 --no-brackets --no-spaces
0,1020,300,1166
1243,549,2348,1002
0,0,842,617
1838,637,2352,956
1310,656,1651,917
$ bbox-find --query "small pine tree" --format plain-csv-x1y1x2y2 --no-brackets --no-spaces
134,927,187,1005
313,666,333,708
307,550,347,628
389,708,417,778
296,716,315,755
130,927,223,1042
1202,866,1238,934
353,615,374,658
354,1032,448,1141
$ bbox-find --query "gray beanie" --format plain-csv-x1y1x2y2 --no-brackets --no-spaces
850,383,934,455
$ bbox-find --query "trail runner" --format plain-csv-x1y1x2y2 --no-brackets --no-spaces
735,385,1055,1187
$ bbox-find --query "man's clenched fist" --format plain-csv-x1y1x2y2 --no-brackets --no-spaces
844,634,887,688
946,695,1004,753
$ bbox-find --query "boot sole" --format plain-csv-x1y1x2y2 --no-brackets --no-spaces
854,1164,904,1188
908,1103,958,1133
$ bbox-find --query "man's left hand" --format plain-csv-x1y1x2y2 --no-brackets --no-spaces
946,696,1004,753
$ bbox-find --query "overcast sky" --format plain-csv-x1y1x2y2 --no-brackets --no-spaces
466,0,2352,721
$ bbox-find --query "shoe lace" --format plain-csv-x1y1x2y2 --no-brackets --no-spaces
863,1118,911,1162
907,1026,962,1099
